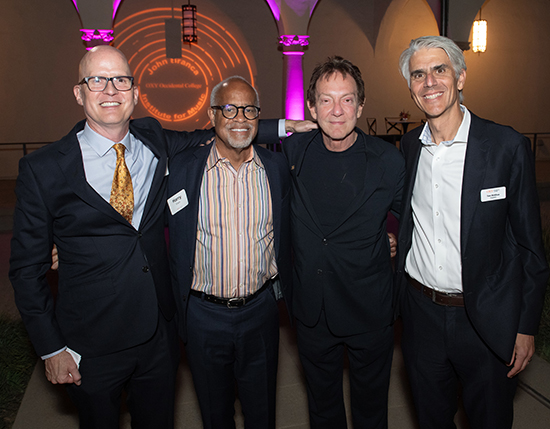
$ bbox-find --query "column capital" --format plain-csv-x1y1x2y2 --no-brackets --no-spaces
80,29,114,49
279,35,309,47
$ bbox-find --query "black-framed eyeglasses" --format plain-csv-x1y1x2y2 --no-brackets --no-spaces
211,104,261,120
78,76,135,92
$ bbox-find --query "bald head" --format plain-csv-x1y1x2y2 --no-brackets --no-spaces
78,46,131,81
210,76,259,107
73,45,138,142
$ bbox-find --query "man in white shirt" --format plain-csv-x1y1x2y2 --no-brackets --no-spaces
395,35,549,428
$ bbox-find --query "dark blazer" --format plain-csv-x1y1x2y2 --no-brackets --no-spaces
282,128,405,336
395,112,549,362
166,143,293,341
9,117,211,358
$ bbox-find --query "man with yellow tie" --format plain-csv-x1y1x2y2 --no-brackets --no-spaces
8,46,214,428
9,45,312,429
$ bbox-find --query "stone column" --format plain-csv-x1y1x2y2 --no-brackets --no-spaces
280,35,309,120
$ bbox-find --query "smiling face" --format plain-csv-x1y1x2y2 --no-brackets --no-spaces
408,47,466,121
208,79,259,152
73,46,138,141
308,72,363,150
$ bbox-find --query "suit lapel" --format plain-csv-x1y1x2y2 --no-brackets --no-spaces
292,131,326,237
256,148,282,256
460,115,489,253
56,125,126,225
181,146,211,255
131,124,167,229
402,132,423,232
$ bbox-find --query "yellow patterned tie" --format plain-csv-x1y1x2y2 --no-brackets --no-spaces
110,143,134,223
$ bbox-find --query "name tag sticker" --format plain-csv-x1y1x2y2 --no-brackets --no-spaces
480,186,506,202
168,189,188,215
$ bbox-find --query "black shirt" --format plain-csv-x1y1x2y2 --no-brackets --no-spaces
300,132,366,232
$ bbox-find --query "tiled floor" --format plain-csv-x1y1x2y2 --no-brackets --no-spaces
2,172,550,428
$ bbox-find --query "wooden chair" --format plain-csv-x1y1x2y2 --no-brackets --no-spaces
385,117,403,134
366,117,377,135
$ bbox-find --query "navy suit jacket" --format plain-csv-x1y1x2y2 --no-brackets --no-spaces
9,117,212,358
395,112,549,361
166,143,293,341
282,128,405,336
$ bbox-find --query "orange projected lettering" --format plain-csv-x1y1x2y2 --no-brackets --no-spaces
138,54,207,122
114,8,256,130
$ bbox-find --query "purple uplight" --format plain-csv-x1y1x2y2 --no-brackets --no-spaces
264,0,280,21
113,0,122,19
80,29,115,50
80,29,115,42
283,51,305,120
72,1,120,21
279,35,309,47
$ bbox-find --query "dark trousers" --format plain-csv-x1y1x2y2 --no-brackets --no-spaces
401,283,518,429
185,287,280,429
296,311,394,429
66,313,180,429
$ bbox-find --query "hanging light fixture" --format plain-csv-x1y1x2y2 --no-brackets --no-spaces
182,0,198,45
472,9,487,53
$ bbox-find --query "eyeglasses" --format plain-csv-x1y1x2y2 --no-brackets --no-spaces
78,76,135,92
211,104,261,120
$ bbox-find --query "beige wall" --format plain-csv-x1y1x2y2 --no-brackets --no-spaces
1,0,549,177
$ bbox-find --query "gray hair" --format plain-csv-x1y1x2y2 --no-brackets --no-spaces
210,76,260,107
399,36,467,102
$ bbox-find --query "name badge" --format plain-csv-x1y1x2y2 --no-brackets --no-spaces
168,189,188,215
480,186,506,202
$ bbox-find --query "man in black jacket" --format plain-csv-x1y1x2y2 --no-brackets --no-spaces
8,45,215,428
395,36,548,428
282,56,404,429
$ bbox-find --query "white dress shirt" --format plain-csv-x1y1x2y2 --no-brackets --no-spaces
405,106,471,293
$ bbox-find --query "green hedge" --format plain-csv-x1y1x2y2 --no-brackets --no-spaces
535,229,550,362
0,316,36,429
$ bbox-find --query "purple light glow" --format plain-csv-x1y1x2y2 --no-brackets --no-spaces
265,0,320,22
113,0,123,19
72,1,119,22
80,29,114,42
279,34,309,47
283,51,305,120
81,29,115,49
264,0,280,21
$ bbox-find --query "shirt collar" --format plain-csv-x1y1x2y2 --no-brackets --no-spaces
206,143,262,171
419,105,471,147
80,122,132,157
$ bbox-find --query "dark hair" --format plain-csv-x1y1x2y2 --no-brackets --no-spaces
306,56,365,106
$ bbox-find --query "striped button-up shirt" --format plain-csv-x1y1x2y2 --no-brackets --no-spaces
191,144,277,298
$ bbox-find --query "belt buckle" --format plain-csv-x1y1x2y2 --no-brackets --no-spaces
431,288,438,304
227,297,246,308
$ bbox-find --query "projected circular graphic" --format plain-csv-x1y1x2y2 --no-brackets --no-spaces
114,8,256,129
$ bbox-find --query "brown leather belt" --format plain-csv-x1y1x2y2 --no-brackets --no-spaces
190,276,276,308
406,275,464,307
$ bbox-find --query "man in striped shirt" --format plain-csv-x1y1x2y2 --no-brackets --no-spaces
166,76,293,429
